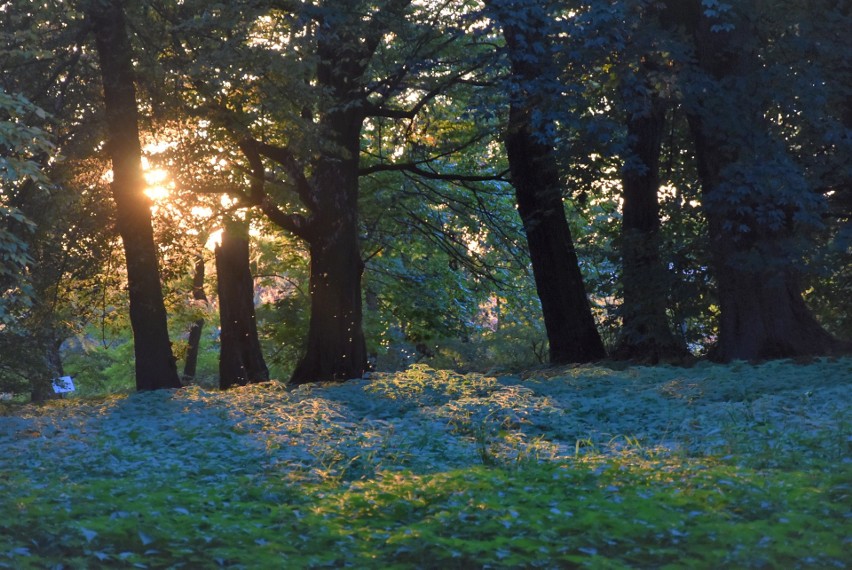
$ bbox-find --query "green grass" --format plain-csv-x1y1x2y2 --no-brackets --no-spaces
1,359,849,568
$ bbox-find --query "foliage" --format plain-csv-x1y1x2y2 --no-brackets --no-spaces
1,0,850,395
0,89,55,325
0,360,848,567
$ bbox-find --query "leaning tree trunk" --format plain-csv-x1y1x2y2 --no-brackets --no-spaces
88,0,180,390
290,110,367,384
506,110,607,363
490,0,606,364
182,254,207,384
616,69,686,361
215,222,269,389
674,0,845,360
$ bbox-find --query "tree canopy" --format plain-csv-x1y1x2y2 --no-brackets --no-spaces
1,0,849,395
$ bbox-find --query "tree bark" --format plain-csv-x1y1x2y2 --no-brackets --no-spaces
291,216,367,383
29,334,64,403
215,221,269,389
182,254,207,384
289,119,367,383
489,0,606,363
673,0,847,360
288,24,369,384
616,68,686,361
88,0,180,390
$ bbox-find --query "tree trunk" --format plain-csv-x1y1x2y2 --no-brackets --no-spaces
673,0,846,360
291,220,367,383
289,25,369,384
182,254,207,384
88,0,180,390
506,116,607,363
215,222,269,389
490,0,606,364
290,116,367,383
30,334,64,403
616,71,686,361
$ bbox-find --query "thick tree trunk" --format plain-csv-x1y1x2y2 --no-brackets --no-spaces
616,77,686,361
291,220,367,383
215,222,269,389
289,25,369,384
676,0,846,360
290,114,367,383
690,118,843,360
88,0,180,390
182,254,207,384
491,1,606,363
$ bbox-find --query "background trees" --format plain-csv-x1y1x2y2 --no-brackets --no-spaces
1,0,849,396
664,0,848,359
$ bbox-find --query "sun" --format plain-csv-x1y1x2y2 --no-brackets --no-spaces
142,158,172,201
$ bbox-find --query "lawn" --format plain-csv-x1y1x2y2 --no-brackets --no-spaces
1,359,849,568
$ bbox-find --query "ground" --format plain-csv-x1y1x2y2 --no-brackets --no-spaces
1,359,849,568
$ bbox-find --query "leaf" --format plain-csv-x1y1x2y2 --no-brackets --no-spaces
10,547,31,557
80,528,98,543
138,531,154,546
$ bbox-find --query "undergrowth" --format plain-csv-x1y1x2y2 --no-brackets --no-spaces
0,359,849,568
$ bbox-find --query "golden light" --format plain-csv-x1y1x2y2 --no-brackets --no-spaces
192,206,214,218
206,228,224,251
141,156,172,202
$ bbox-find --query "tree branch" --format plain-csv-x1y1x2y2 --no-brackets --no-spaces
250,141,318,212
360,161,509,182
365,63,478,120
235,139,312,240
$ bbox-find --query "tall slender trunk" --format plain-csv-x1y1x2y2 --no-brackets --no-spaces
506,111,607,363
671,0,846,360
88,0,180,390
616,71,685,361
488,0,606,364
215,221,269,389
182,254,207,384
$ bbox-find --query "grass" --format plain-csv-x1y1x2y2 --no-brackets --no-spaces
0,359,849,568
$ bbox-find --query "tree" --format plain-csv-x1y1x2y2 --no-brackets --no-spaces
484,0,606,364
168,0,503,382
1,1,124,399
215,219,269,388
0,90,52,325
87,0,181,389
614,12,687,361
232,1,376,383
667,0,849,360
182,253,208,384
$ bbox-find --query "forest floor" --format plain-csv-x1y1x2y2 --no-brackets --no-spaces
1,359,849,568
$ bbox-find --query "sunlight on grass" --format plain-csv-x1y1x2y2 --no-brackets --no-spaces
0,359,849,567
